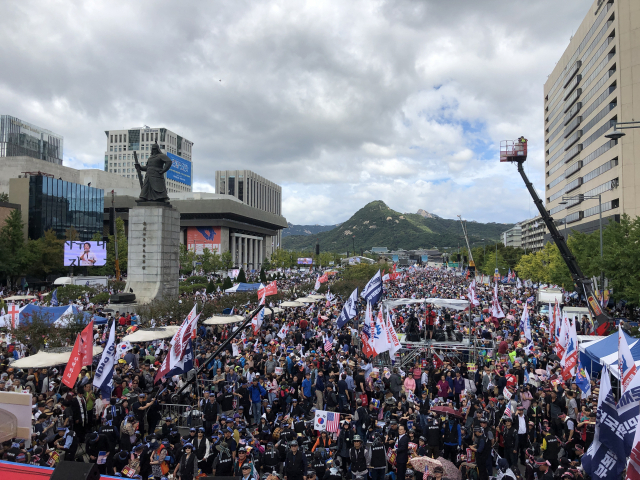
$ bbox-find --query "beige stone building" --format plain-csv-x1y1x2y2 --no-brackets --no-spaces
543,0,639,235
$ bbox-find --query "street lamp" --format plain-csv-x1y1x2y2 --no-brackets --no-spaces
604,120,640,140
560,193,604,293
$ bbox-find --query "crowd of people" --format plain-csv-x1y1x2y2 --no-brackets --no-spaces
0,265,620,480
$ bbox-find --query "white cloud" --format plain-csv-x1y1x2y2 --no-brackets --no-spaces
0,0,591,225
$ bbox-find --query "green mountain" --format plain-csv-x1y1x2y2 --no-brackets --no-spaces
282,223,340,238
281,200,513,252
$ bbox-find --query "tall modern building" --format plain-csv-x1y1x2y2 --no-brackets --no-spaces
215,169,283,255
544,0,639,235
501,225,522,248
0,115,63,165
104,127,194,194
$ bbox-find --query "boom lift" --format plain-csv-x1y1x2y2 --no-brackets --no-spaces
500,137,611,328
457,215,476,274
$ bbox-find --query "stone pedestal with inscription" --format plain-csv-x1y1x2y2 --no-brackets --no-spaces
124,203,180,304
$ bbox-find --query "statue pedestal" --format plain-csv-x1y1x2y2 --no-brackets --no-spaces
124,203,180,304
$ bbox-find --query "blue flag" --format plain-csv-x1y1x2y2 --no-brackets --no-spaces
336,288,359,328
166,339,194,378
93,320,116,399
596,365,627,457
575,360,591,396
582,437,623,480
360,270,382,305
51,289,58,307
616,373,640,457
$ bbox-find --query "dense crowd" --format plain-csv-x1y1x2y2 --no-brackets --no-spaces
0,266,614,480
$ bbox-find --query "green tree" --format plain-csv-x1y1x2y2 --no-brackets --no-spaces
222,276,233,290
0,193,9,202
27,229,65,278
202,248,222,274
260,267,267,283
179,244,197,275
480,249,508,276
236,268,247,283
220,251,234,270
600,214,640,305
0,208,27,286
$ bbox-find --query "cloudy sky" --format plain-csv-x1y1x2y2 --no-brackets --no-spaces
0,0,592,225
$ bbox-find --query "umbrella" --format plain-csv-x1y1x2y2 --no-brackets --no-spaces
122,326,180,343
436,457,462,480
11,346,104,368
308,295,325,300
547,354,560,362
430,406,463,418
202,315,244,325
280,301,305,307
410,456,442,474
266,307,284,314
295,297,316,303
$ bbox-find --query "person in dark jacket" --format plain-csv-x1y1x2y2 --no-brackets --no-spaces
396,425,409,480
284,441,308,480
471,427,491,480
502,417,519,469
175,443,198,480
442,417,461,462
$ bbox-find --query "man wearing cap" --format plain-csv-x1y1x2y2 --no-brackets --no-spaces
349,435,369,480
247,377,267,426
285,440,308,480
193,427,212,474
534,457,554,480
132,393,152,436
470,426,491,480
501,417,518,469
234,447,256,477
241,462,257,480
212,440,234,477
540,426,560,470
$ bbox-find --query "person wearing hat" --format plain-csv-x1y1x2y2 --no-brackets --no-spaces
233,447,256,477
540,425,561,470
85,431,111,472
470,426,491,480
514,405,529,466
240,462,257,480
349,434,369,480
193,427,212,474
284,440,308,480
534,457,554,480
501,417,518,469
174,443,198,480
212,441,234,477
425,465,445,480
247,377,267,426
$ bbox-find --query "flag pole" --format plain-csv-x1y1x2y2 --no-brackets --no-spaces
173,304,268,398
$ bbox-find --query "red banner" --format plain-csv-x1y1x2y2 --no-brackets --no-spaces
79,320,94,366
62,336,83,388
258,281,278,297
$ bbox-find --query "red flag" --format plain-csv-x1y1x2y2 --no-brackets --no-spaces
432,352,443,369
431,286,437,295
318,273,329,283
257,281,278,298
62,335,84,388
79,320,94,366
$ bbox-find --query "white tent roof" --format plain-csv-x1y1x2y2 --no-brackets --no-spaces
3,296,37,301
280,301,305,307
265,307,284,314
382,298,470,311
11,346,104,368
295,297,316,303
203,315,245,325
122,326,180,343
308,295,325,300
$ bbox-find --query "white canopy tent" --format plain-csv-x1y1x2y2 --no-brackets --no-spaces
308,295,325,300
382,298,470,311
11,346,104,368
295,297,316,303
122,326,180,343
202,315,245,325
280,301,305,308
3,296,37,302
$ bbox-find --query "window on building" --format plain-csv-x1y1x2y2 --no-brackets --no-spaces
119,134,122,143
110,146,113,152
110,135,113,143
123,134,127,143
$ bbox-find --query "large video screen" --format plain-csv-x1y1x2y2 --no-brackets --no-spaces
297,258,313,265
64,241,107,266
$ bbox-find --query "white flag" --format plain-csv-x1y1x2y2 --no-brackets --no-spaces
314,410,328,431
386,308,401,357
372,309,391,355
278,323,289,339
116,340,133,356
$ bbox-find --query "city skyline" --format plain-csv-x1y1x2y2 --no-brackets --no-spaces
0,0,595,225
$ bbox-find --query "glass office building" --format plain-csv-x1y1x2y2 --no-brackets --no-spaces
28,175,103,240
0,115,63,164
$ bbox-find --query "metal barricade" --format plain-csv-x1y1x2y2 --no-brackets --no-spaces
161,403,203,429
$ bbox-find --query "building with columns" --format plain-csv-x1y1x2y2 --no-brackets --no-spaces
107,192,287,271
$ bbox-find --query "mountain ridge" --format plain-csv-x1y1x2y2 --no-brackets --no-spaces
281,200,513,252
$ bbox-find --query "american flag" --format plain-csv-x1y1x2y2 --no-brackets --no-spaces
324,338,333,352
326,411,340,432
504,404,512,418
423,468,429,480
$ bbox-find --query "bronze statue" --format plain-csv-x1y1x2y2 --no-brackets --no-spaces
134,142,172,202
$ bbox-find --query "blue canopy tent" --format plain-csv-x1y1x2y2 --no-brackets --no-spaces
580,330,636,376
17,304,93,327
224,283,262,293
